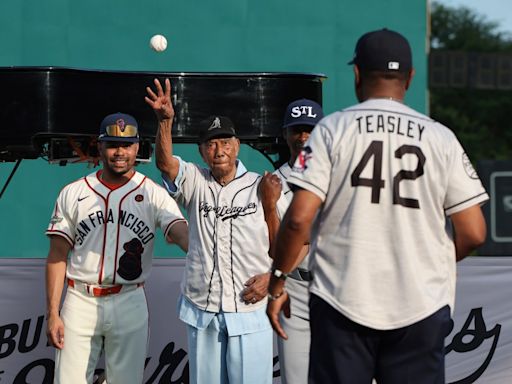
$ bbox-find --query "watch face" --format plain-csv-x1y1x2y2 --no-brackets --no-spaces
272,268,287,280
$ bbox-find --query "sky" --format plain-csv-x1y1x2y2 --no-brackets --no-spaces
436,0,512,34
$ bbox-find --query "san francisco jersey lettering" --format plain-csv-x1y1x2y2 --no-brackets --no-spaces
47,171,186,285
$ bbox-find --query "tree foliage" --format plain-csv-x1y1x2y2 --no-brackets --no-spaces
430,2,512,160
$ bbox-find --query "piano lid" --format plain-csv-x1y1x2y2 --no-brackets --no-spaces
0,67,325,160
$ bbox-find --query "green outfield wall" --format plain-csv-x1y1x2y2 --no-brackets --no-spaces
0,0,428,257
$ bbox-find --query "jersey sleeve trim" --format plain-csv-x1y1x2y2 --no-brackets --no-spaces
46,230,74,247
287,177,327,201
445,192,489,216
164,218,188,243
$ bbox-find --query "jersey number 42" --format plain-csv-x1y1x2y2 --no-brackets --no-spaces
351,140,426,209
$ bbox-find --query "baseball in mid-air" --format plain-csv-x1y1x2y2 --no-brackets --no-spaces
149,34,167,52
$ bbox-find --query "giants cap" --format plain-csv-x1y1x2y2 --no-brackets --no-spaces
98,112,140,143
283,99,324,128
348,28,412,72
198,116,237,143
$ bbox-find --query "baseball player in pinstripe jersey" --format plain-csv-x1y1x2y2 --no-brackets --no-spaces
267,29,489,384
145,78,283,384
45,112,188,384
260,99,324,384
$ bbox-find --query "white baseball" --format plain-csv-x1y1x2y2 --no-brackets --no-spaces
149,34,167,52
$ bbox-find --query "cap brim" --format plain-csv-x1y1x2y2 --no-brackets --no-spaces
199,132,237,143
283,121,317,129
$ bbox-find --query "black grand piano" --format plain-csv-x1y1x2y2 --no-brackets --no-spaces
0,67,325,165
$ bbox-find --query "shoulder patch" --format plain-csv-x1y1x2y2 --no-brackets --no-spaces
50,215,63,224
293,146,313,173
462,153,478,179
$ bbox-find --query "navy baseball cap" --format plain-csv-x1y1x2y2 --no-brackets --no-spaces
98,112,139,143
283,99,324,128
198,116,237,143
348,28,412,72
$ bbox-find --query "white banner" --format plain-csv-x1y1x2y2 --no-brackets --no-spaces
0,257,510,383
446,257,512,383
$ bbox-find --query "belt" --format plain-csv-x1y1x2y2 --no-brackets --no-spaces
288,268,313,282
67,278,143,297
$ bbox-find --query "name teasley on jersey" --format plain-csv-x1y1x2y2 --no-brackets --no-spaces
356,114,425,141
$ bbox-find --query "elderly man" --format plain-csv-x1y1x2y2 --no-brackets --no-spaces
145,78,282,384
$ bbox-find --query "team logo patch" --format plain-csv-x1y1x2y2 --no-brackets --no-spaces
208,117,222,131
50,215,63,224
135,194,144,202
117,238,144,281
462,153,478,179
293,146,313,173
388,61,400,70
116,118,126,132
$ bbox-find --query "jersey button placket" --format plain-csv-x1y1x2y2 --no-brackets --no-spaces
104,193,119,284
216,195,230,309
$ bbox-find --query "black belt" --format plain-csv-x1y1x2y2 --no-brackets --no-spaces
288,268,313,282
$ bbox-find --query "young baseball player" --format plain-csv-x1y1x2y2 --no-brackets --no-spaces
145,79,283,384
267,29,489,384
259,99,324,384
45,112,188,384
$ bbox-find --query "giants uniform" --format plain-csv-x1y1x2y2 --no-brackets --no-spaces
288,98,489,330
46,170,186,383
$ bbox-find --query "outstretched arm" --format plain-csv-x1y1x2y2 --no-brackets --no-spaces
145,78,180,182
46,235,71,350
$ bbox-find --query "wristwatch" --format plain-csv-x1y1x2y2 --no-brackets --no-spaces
268,289,286,301
271,268,288,280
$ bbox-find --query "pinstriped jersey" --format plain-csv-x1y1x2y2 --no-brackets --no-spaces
171,159,272,313
46,170,186,285
288,98,489,330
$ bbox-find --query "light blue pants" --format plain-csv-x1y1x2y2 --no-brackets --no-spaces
186,312,273,384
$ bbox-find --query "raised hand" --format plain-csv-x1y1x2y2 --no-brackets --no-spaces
145,78,174,121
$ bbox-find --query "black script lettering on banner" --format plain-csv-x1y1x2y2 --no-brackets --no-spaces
445,307,501,384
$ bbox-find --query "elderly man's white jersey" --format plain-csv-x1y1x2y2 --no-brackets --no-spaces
288,98,489,330
46,171,186,285
171,160,272,313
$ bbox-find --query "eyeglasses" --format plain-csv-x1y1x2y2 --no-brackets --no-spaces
104,124,138,138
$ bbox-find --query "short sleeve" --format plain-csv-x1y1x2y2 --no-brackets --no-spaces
161,155,185,197
287,122,334,201
444,138,489,216
161,156,200,208
45,188,76,246
153,186,187,241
